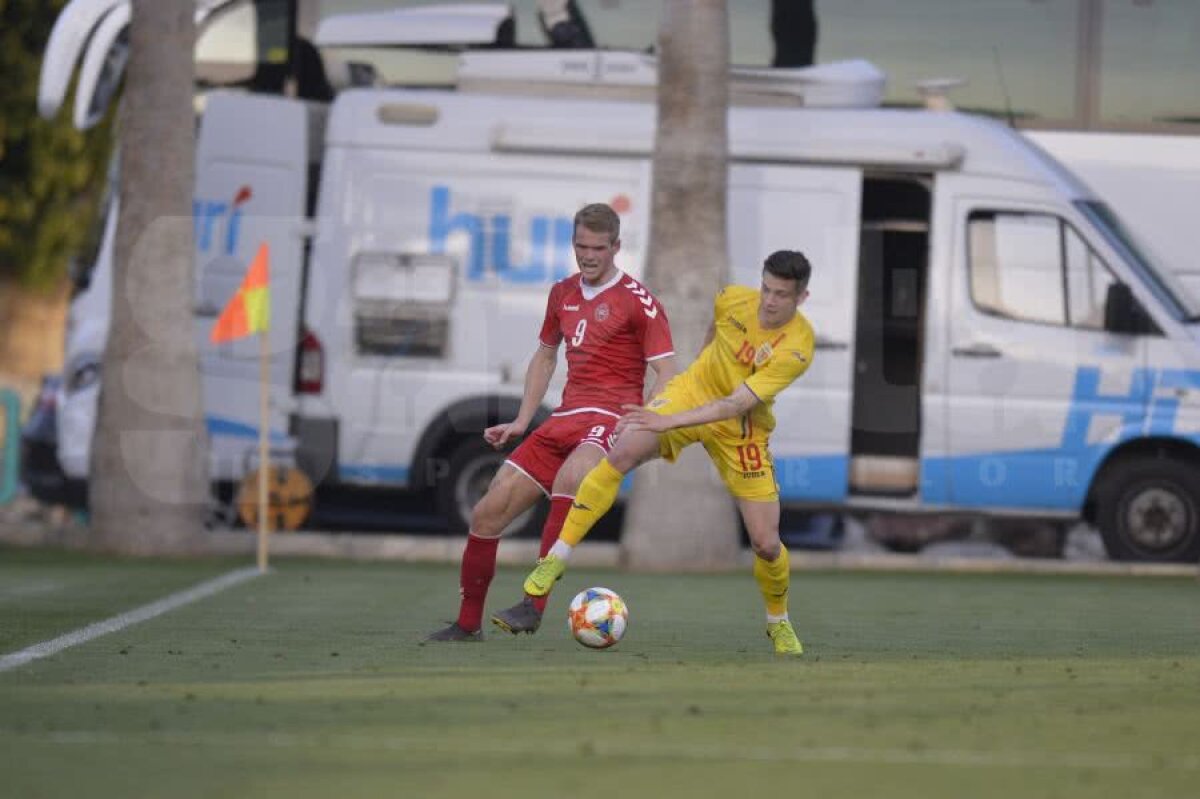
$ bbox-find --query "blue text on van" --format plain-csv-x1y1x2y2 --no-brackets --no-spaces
428,186,575,283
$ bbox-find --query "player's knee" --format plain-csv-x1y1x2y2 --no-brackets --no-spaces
609,434,656,472
607,449,637,473
750,536,781,561
469,491,507,536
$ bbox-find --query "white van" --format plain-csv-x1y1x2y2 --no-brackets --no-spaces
37,5,1200,561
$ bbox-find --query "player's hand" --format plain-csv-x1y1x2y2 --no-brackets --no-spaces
484,421,527,449
616,404,669,436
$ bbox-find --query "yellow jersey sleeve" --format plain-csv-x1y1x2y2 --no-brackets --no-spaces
714,285,757,317
744,317,814,404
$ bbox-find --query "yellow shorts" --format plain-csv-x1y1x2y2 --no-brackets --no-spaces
647,376,778,501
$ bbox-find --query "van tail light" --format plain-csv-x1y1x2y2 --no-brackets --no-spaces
295,327,324,395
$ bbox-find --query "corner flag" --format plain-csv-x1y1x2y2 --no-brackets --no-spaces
210,243,270,343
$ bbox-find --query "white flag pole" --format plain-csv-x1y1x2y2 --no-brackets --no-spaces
257,327,270,573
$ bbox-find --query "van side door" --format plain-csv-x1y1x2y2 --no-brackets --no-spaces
728,163,862,503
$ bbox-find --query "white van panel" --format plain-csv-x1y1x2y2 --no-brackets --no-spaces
1029,131,1200,298
1145,336,1200,443
309,146,652,484
728,164,862,503
194,93,309,480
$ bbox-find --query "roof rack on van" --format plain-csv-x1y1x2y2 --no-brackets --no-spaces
456,51,886,108
314,4,513,48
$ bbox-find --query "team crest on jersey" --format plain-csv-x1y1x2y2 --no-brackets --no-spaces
595,303,610,322
648,397,669,409
754,342,775,367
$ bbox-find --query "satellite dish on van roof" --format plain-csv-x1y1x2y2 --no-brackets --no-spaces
916,78,967,112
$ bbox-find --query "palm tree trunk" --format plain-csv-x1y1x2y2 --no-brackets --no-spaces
89,0,208,554
620,0,740,571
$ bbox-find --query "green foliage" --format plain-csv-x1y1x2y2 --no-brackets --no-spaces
0,0,114,290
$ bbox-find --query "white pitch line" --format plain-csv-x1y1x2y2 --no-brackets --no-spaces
13,730,1200,772
0,567,262,673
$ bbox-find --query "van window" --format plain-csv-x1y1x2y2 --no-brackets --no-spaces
968,210,1123,330
968,211,1065,325
196,0,292,88
1078,200,1200,321
1064,225,1117,330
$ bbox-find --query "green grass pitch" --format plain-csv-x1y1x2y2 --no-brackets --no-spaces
2,546,1199,798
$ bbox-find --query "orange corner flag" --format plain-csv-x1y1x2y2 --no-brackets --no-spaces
211,243,271,344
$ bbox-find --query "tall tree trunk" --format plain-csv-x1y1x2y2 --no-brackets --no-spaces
89,0,208,554
620,0,739,571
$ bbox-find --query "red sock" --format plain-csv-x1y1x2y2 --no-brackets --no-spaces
457,533,499,632
529,495,573,613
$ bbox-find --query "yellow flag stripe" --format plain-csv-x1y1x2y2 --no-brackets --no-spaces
243,285,270,333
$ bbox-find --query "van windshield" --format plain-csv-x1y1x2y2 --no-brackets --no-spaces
1077,200,1200,322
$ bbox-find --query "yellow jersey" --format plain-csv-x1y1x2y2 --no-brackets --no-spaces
682,284,815,437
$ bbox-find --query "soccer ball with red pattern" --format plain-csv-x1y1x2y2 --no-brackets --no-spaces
568,587,628,649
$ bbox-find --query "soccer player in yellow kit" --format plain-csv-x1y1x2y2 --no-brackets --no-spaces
523,250,815,654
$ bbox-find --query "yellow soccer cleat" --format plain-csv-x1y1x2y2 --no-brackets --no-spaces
767,620,804,655
523,555,566,597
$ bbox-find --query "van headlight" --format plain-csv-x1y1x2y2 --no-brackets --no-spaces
65,353,102,394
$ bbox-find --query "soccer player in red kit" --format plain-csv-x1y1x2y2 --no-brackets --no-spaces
426,203,676,641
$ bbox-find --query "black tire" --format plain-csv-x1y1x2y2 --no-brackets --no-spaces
1095,456,1200,563
435,438,546,538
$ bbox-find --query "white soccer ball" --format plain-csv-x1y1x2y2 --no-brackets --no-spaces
567,587,629,649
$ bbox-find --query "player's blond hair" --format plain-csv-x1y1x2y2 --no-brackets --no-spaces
574,203,621,244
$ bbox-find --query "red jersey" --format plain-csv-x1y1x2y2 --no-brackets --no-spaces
538,271,673,416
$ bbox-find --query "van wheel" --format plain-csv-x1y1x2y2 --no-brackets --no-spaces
1095,457,1200,563
436,438,545,538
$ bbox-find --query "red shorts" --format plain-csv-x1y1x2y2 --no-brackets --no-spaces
506,410,619,495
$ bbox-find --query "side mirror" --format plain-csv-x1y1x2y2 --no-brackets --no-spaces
1104,283,1154,335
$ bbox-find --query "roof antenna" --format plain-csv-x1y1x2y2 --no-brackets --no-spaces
992,45,1016,127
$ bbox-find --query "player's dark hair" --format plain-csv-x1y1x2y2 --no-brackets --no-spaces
763,250,811,289
574,203,621,244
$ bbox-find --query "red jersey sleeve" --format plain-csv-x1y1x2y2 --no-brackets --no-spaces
637,291,674,361
538,282,563,348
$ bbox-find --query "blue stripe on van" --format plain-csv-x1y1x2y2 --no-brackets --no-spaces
775,454,849,503
206,415,288,443
778,433,1200,511
925,433,1200,510
339,464,410,484
923,448,1095,510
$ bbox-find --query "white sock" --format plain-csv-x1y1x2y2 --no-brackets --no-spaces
767,613,789,624
549,540,574,561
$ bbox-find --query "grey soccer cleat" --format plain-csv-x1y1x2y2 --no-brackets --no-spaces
424,622,483,642
490,598,544,635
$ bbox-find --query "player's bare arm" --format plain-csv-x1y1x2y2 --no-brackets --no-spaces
484,343,559,448
643,354,679,403
618,383,760,436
